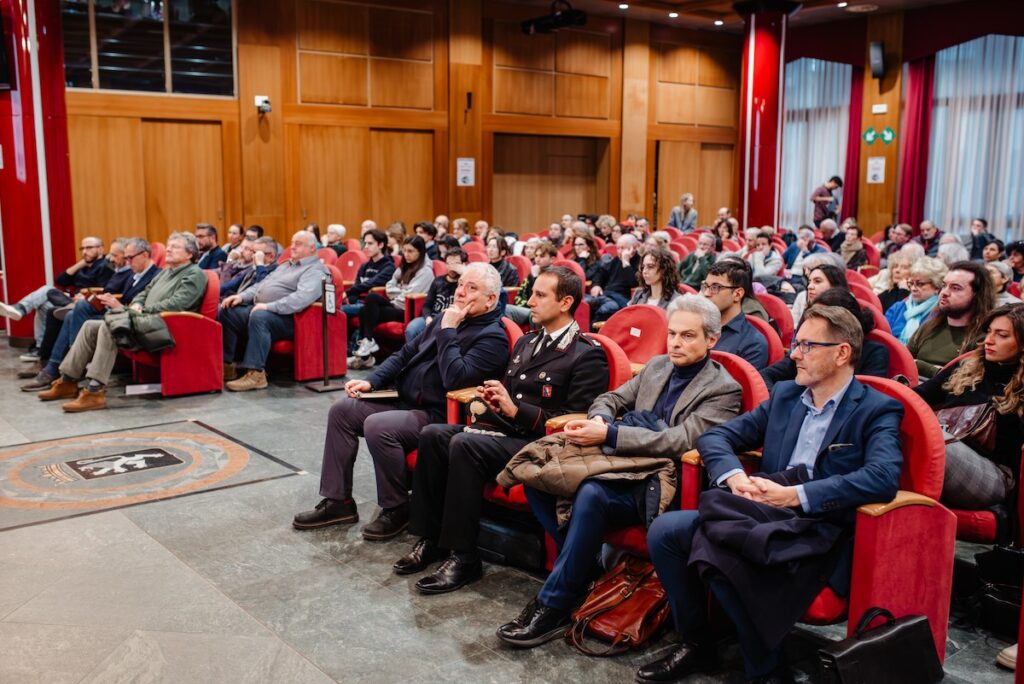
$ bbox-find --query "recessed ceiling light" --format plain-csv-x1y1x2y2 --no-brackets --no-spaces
714,19,724,26
618,3,628,8
669,11,679,18
837,1,848,6
846,3,879,11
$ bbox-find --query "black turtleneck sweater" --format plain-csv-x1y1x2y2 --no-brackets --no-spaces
915,358,1023,478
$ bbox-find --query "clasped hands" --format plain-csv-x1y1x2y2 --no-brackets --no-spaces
725,472,800,508
476,379,518,418
563,416,607,446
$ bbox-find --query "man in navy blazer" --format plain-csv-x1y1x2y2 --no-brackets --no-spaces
638,306,903,684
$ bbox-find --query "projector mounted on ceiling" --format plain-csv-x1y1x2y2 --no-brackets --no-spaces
521,0,587,35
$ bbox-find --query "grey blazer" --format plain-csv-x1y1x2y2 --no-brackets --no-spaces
588,355,742,458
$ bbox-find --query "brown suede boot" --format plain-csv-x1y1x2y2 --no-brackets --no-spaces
62,388,107,413
226,369,268,392
223,362,238,381
38,377,80,402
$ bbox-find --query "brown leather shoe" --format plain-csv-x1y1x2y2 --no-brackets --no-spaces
38,377,80,402
226,369,268,392
223,362,238,381
62,388,107,413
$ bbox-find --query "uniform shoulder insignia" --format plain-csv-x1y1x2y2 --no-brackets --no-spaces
579,335,601,347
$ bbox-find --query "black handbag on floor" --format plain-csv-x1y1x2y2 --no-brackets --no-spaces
817,607,943,684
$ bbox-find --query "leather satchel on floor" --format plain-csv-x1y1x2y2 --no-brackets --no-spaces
566,555,670,657
817,607,943,684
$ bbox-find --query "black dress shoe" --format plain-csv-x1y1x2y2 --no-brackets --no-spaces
415,553,482,595
496,599,570,648
21,371,57,392
361,503,409,541
635,643,716,683
746,667,794,684
393,537,442,575
292,498,358,529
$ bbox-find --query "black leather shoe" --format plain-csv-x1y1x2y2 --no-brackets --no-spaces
361,503,409,541
393,538,441,575
496,600,570,648
415,554,482,595
746,667,794,684
635,643,716,683
292,498,358,529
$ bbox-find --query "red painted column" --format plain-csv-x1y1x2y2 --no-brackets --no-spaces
0,0,75,343
736,1,798,230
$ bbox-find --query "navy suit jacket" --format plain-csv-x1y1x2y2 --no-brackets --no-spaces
198,247,227,270
697,377,903,519
117,264,161,304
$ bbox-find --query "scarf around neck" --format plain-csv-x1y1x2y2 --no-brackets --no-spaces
901,293,939,343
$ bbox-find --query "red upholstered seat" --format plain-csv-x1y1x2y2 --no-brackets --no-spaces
850,281,884,312
277,246,292,264
336,250,367,286
598,305,668,372
269,264,347,381
861,239,881,268
845,269,872,292
507,255,531,283
668,242,689,262
317,248,337,265
746,314,785,364
676,235,698,252
866,329,918,385
150,242,166,268
862,301,892,335
756,292,793,348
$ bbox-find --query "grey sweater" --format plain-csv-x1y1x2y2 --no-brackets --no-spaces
240,255,329,315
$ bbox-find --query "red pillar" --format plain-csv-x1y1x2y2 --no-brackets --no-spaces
736,1,798,230
0,0,75,343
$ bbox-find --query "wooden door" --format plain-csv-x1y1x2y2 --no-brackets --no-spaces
297,125,370,232
370,129,433,229
655,140,735,227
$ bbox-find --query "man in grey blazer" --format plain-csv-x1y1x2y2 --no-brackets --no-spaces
496,295,743,648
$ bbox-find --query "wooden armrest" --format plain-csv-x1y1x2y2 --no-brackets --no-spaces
592,321,605,330
857,490,938,517
407,292,427,300
545,413,587,431
629,361,644,376
370,286,386,294
446,387,479,403
160,311,204,319
680,449,762,467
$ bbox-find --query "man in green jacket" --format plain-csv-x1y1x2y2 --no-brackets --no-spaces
37,231,207,412
678,232,718,290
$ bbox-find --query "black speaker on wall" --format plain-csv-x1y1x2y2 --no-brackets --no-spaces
869,41,886,79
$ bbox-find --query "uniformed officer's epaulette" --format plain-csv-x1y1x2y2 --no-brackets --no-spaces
578,334,602,347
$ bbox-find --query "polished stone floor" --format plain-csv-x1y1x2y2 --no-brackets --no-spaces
0,344,1015,683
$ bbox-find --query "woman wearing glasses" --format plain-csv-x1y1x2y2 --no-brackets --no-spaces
629,248,683,309
571,233,604,284
885,257,947,344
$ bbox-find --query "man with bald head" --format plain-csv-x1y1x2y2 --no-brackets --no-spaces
220,231,330,391
914,220,944,258
433,215,449,239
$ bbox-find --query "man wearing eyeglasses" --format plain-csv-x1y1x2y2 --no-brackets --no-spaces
0,237,114,359
700,261,769,369
637,306,904,684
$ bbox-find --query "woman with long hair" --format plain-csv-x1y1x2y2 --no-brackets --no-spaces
872,250,914,312
629,248,682,309
885,257,946,343
486,234,520,287
915,304,1024,510
790,260,847,328
572,232,603,283
350,235,433,369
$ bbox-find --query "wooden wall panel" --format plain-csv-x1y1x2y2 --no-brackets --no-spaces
371,130,434,228
493,21,553,70
299,53,369,105
658,44,698,84
67,116,147,246
296,0,368,54
657,140,701,224
656,82,696,125
695,87,738,128
555,74,609,119
370,7,432,61
142,122,225,242
238,43,285,234
370,60,434,109
556,31,612,77
699,49,740,88
699,143,735,223
494,70,554,115
297,125,370,232
620,19,651,215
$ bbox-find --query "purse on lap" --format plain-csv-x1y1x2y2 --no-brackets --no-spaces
934,403,997,453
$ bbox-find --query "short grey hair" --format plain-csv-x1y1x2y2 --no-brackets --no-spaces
819,219,838,234
667,293,722,340
910,256,948,289
899,242,925,259
168,231,200,261
596,214,616,232
804,252,844,272
125,237,150,255
327,223,346,238
109,238,127,252
572,220,591,235
988,260,1012,283
937,242,969,266
292,230,317,248
463,262,503,307
797,227,816,242
255,236,278,256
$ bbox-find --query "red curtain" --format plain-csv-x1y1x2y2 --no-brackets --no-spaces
842,67,864,224
897,56,935,230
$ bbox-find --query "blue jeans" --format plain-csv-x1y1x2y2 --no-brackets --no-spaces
527,480,642,611
648,511,781,678
219,305,294,370
405,316,427,342
585,291,628,322
43,299,103,374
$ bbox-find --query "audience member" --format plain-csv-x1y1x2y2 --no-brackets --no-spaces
638,306,902,684
507,242,558,326
790,256,847,327
437,235,460,260
219,231,327,391
341,229,395,321
988,261,1023,306
587,235,641,322
292,263,510,537
968,217,996,260
1007,241,1024,283
303,223,322,247
487,235,520,288
433,215,449,239
385,222,407,256
405,248,468,342
938,240,970,266
223,223,244,252
886,257,946,343
217,238,255,286
750,231,783,279
221,237,278,297
360,219,378,237
495,295,742,646
781,226,825,273
839,225,867,269
325,224,348,256
908,260,994,379
38,232,207,412
871,251,913,312
761,288,888,390
244,224,264,241
983,239,1005,263
715,218,736,242
350,235,434,369
880,223,912,264
818,219,843,252
195,224,227,269
668,193,698,233
415,222,440,260
914,220,943,257
915,303,1022,510
392,266,609,593
678,232,717,290
452,218,471,245
810,175,843,227
701,260,769,369
547,222,565,247
474,220,490,242
630,247,683,310
595,214,616,241
571,233,603,283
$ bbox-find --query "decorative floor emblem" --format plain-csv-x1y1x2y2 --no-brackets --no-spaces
65,449,184,480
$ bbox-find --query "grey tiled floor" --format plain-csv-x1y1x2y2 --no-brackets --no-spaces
0,344,1015,683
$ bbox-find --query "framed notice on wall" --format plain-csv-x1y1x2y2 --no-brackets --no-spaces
867,157,885,184
457,158,475,187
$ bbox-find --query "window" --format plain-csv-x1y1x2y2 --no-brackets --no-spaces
779,58,852,229
924,34,1024,239
60,0,234,96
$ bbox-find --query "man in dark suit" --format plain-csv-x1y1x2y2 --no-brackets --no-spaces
391,265,610,595
292,263,511,538
637,306,903,684
195,223,227,270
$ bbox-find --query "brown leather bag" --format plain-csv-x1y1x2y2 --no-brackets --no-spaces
566,555,671,656
935,403,997,452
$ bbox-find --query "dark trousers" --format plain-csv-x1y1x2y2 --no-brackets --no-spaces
648,511,781,678
527,480,642,611
318,396,430,508
219,304,295,370
585,291,629,323
359,292,404,339
409,424,531,553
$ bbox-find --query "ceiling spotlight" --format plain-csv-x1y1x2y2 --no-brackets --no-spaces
618,3,628,8
714,19,724,26
669,11,678,18
837,1,848,6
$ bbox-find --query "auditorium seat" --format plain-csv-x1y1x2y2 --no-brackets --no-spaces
432,260,448,277
678,283,698,295
552,259,592,329
668,242,689,262
150,242,166,268
746,314,785,364
866,329,918,385
845,269,873,291
861,301,892,335
345,238,362,252
601,244,618,259
722,238,741,252
850,281,884,311
317,248,337,265
597,304,668,376
336,250,367,287
861,239,881,268
277,246,292,263
269,264,347,382
756,292,793,348
663,227,683,240
507,255,531,283
676,235,698,252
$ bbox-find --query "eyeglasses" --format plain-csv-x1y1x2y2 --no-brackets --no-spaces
80,245,101,251
124,252,146,260
791,340,842,355
907,280,933,289
699,282,738,295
